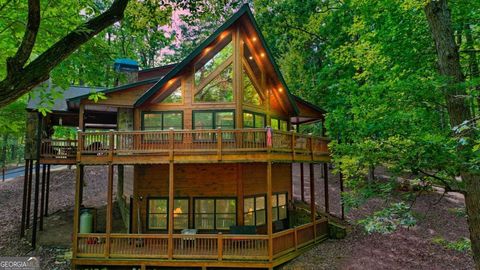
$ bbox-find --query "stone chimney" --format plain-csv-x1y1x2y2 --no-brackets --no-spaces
113,58,139,86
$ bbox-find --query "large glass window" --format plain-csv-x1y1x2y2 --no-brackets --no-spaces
272,193,288,222
195,39,233,86
147,198,190,230
194,198,236,230
194,36,234,103
148,198,168,230
244,195,266,226
142,111,183,131
243,66,262,106
161,83,183,104
195,64,234,103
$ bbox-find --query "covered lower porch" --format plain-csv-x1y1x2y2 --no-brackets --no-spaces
71,161,337,269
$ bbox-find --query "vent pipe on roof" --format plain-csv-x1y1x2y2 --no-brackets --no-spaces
113,58,139,86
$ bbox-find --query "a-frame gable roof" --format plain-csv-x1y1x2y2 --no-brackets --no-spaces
134,4,299,115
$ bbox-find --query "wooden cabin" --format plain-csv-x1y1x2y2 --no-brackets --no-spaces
22,5,336,270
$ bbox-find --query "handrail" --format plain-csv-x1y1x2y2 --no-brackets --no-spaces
77,128,330,160
76,219,329,261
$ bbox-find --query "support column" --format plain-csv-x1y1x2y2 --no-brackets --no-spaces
72,164,83,258
300,163,305,202
79,167,84,206
32,113,42,248
40,164,46,231
44,164,50,216
20,159,29,237
117,165,124,201
168,161,174,259
105,164,114,258
323,163,329,214
26,159,33,229
31,160,40,248
310,163,316,239
266,161,273,262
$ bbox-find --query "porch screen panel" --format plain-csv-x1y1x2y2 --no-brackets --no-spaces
173,199,189,229
272,193,288,222
148,198,168,230
244,197,255,225
216,199,236,230
195,199,215,230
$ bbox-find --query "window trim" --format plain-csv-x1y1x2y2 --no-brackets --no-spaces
242,60,265,106
146,197,190,231
243,194,266,226
193,197,237,231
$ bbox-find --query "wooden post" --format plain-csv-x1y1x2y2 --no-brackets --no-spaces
31,160,41,248
168,161,174,259
26,159,33,228
32,113,42,248
79,103,85,131
20,159,29,237
233,26,243,130
291,131,296,160
39,164,46,231
236,164,244,225
310,163,316,240
108,130,114,162
72,164,83,258
105,164,114,258
266,161,273,262
294,227,298,251
323,163,329,214
79,165,84,206
339,170,345,220
218,232,223,261
300,163,305,202
169,128,174,161
217,128,222,161
76,129,83,162
45,164,50,216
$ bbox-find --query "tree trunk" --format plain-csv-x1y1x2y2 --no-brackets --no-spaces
425,1,480,268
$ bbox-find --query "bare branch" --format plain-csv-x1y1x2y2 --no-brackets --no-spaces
0,0,130,107
6,0,40,75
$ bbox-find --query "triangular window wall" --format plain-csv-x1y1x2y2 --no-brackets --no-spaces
243,65,262,106
194,34,234,103
195,64,234,103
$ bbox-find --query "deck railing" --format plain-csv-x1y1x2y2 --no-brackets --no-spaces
77,128,329,159
75,219,328,261
40,139,77,159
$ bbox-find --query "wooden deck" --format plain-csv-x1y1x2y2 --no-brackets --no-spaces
41,129,330,165
73,218,328,269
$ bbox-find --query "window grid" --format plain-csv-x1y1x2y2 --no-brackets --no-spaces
147,198,189,231
194,198,237,230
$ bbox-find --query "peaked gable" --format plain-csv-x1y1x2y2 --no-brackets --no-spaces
134,4,299,115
